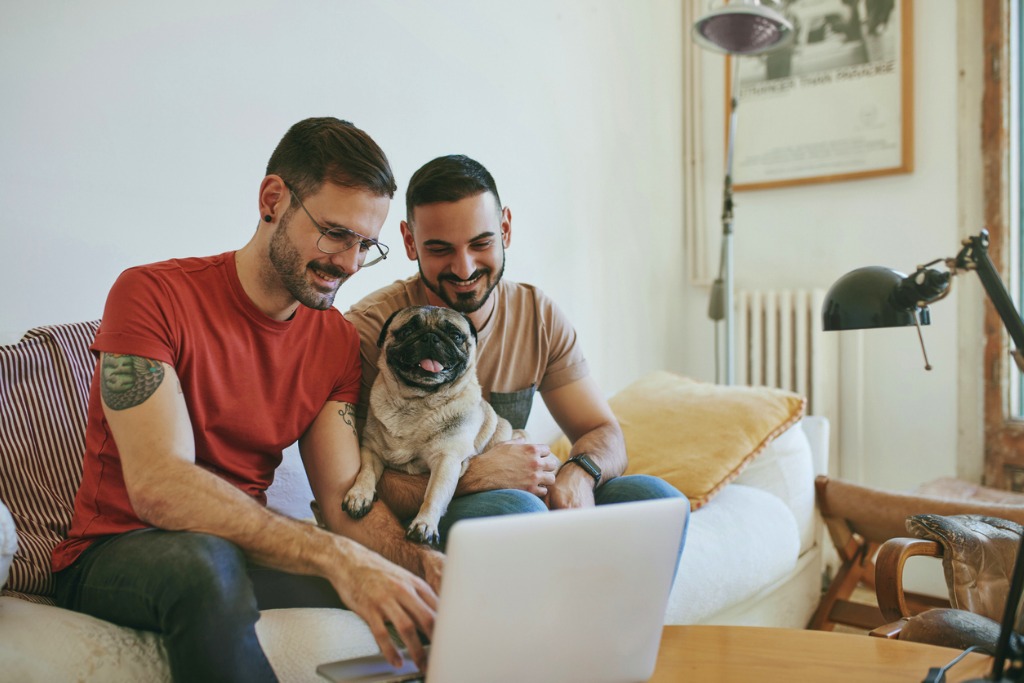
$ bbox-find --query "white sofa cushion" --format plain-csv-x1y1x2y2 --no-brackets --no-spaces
665,484,799,624
0,597,380,683
733,420,817,554
0,596,169,681
258,608,378,682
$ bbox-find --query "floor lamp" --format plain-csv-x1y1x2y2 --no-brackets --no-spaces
691,0,793,385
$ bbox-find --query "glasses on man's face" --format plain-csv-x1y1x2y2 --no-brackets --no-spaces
287,189,389,267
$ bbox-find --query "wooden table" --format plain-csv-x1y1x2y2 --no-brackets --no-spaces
649,626,993,682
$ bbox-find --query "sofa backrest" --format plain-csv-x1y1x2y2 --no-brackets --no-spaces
0,321,99,600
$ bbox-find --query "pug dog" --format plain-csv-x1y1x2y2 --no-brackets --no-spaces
343,305,525,546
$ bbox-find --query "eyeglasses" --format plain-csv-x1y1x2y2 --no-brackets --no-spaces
287,188,389,267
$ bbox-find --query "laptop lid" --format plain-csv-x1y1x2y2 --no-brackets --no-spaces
318,497,687,683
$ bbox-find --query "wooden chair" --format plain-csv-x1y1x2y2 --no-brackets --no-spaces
810,476,1024,632
873,537,945,630
871,512,1024,649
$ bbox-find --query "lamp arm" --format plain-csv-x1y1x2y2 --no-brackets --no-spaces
958,232,1024,681
958,232,1024,352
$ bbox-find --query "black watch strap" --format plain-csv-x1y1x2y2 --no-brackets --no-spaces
565,453,602,488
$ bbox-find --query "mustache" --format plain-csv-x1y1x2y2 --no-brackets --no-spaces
440,270,488,284
311,262,349,280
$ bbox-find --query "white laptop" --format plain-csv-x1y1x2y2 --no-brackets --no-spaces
317,497,688,683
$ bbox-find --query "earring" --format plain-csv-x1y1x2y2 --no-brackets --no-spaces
263,215,272,223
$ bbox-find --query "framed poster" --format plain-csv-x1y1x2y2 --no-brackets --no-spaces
728,0,913,191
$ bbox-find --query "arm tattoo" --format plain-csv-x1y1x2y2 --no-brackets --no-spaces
100,353,166,410
338,403,357,436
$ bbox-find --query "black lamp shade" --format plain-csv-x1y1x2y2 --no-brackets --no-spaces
822,266,931,331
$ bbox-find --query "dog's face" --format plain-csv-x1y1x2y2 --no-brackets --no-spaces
377,306,478,392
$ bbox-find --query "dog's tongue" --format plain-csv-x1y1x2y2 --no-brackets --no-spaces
419,359,444,373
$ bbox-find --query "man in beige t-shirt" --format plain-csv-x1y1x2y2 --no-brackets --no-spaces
345,155,685,547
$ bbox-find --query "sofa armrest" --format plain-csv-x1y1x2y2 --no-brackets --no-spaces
799,416,830,477
875,537,944,623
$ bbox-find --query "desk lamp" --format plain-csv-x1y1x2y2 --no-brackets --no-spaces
822,230,1024,681
691,0,793,385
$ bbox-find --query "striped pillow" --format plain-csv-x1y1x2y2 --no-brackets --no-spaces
0,321,99,600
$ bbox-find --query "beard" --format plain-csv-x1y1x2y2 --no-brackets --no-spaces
268,211,348,310
419,247,505,314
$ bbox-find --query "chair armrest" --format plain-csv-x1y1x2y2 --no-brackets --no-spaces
875,537,943,622
869,619,909,639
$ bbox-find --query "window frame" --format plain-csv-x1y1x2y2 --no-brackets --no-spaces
982,0,1024,489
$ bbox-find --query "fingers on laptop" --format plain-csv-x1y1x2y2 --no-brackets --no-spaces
369,599,433,670
358,575,436,670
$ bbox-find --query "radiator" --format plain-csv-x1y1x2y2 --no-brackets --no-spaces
736,289,837,422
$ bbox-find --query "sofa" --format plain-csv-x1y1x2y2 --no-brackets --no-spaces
0,321,829,682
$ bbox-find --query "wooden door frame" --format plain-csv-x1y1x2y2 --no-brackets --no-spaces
981,0,1024,489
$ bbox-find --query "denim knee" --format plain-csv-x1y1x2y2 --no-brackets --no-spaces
438,489,548,549
53,529,275,682
157,533,275,681
595,474,687,506
162,533,254,615
447,489,549,520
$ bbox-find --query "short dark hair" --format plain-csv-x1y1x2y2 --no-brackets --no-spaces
266,117,397,200
405,155,501,222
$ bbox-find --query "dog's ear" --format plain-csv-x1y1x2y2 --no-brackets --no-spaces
377,309,405,349
460,312,479,343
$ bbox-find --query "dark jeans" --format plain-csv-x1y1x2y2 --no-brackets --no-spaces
53,528,344,683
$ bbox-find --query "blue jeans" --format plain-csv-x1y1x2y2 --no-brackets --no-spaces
54,528,343,683
437,474,690,569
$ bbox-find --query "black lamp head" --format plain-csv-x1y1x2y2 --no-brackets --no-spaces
822,266,934,332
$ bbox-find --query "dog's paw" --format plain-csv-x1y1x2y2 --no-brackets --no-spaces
342,489,377,519
406,520,441,548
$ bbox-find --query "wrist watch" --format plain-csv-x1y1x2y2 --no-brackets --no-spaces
564,453,602,488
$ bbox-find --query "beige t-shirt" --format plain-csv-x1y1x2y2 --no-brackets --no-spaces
344,276,588,429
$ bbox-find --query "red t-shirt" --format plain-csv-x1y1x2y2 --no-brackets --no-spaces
52,252,361,572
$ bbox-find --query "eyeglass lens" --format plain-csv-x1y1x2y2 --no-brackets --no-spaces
317,231,387,265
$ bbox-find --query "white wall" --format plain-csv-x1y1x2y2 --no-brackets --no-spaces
0,0,686,399
1,1,973,490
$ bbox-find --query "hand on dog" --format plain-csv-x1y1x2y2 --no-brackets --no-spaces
464,438,559,498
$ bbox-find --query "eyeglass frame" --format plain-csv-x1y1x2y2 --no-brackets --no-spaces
285,185,389,267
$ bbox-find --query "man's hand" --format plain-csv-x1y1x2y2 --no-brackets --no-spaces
375,439,560,519
547,463,597,510
328,540,438,671
459,438,560,499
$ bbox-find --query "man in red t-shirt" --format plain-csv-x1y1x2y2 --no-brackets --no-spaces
50,118,439,681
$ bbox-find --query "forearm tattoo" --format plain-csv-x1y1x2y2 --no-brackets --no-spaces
100,353,165,410
338,403,357,436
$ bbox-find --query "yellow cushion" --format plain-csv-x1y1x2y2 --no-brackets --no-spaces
550,371,805,511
